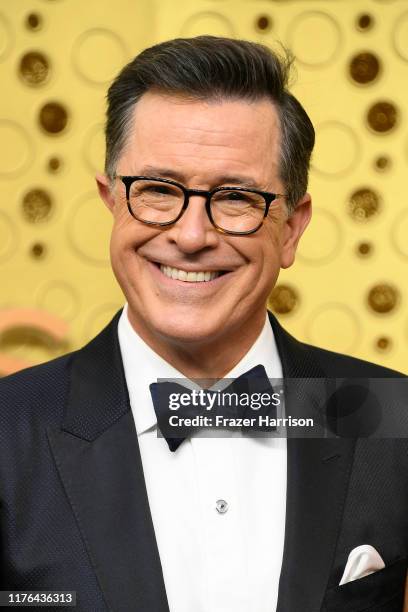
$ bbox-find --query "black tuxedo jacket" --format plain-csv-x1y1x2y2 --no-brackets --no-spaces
1,310,407,612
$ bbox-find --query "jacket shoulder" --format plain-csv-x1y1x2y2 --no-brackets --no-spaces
0,310,123,431
0,352,75,426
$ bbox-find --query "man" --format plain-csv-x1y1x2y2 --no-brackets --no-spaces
0,36,407,612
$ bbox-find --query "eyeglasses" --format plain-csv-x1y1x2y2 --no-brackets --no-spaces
115,175,287,236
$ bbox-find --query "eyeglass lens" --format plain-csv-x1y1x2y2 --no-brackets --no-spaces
128,179,266,233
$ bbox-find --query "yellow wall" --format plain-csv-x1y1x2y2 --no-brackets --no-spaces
0,0,407,374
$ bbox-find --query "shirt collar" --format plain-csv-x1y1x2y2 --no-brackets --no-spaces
118,304,282,436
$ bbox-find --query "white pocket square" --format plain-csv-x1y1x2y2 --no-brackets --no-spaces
339,544,385,585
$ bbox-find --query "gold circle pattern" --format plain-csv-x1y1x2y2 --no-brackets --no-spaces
36,281,80,321
367,101,398,133
268,284,299,314
306,304,360,353
391,208,408,259
287,11,341,67
180,12,235,37
83,123,105,172
356,241,373,256
0,1,407,373
374,155,391,171
25,13,43,31
0,13,13,61
297,208,342,264
38,102,69,134
349,52,380,84
0,211,18,262
312,122,360,176
393,11,408,62
66,192,112,265
367,284,399,313
375,336,392,351
47,156,62,173
19,51,50,86
349,188,381,222
356,14,374,31
22,189,53,223
0,119,33,177
71,28,128,85
30,242,46,259
256,15,272,32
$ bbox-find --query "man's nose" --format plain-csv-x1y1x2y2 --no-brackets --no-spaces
166,195,219,253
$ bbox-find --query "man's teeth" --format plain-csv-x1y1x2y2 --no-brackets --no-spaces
160,265,222,282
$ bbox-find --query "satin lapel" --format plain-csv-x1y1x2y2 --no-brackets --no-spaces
47,311,169,612
268,312,356,612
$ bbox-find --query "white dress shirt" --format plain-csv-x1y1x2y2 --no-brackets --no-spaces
118,304,286,612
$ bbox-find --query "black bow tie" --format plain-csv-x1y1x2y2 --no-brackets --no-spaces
150,364,277,452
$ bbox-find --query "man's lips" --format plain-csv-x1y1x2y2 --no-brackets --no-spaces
151,259,234,273
147,260,234,285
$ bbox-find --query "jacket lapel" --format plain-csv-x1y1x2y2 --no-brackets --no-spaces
269,312,356,612
47,310,169,612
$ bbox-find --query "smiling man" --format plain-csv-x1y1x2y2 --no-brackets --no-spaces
1,36,407,612
96,89,311,377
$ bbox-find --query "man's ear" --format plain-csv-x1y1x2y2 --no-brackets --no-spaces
280,193,312,269
96,173,115,212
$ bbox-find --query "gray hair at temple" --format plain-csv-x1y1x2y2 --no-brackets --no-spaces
104,35,315,214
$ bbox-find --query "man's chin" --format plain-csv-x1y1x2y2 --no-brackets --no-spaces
153,318,225,346
126,301,233,348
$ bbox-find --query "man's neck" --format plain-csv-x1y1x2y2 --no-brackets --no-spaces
126,308,267,380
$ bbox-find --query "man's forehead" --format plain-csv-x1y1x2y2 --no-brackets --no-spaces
121,91,281,174
128,91,280,138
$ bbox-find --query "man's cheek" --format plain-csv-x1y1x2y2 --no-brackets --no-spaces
264,221,282,246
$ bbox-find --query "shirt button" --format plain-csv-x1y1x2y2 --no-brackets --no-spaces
216,499,228,514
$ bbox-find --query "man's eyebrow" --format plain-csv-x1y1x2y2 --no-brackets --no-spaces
135,166,261,189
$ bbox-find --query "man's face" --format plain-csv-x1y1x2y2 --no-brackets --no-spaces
97,92,311,348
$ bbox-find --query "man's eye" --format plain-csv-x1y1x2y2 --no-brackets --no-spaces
219,192,255,205
226,192,244,201
218,192,246,202
144,185,172,195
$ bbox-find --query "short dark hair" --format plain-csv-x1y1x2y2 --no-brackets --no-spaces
105,35,315,213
